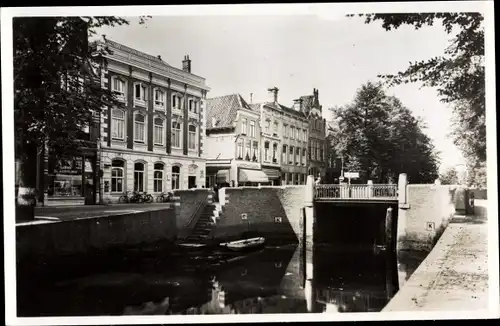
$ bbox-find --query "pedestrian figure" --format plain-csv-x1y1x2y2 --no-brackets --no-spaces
213,183,219,202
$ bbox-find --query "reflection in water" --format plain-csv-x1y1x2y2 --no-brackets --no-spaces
18,243,402,316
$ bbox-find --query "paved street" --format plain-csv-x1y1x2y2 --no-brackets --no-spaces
32,203,173,221
384,200,489,312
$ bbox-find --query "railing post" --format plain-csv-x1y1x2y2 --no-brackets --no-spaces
385,206,393,249
367,180,373,198
304,175,315,282
398,173,408,205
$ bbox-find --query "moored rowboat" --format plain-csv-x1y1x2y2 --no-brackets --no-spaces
219,237,265,252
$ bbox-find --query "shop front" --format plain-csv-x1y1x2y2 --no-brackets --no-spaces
206,159,271,188
261,166,281,186
45,147,99,206
235,161,270,187
206,159,232,189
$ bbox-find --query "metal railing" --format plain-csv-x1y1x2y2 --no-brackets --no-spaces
315,184,398,200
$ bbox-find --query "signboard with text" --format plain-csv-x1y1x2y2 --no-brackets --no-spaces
344,172,360,179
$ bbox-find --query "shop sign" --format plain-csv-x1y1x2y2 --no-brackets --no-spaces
54,157,82,175
237,162,260,170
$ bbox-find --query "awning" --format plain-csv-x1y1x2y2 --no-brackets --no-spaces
262,168,281,180
239,169,269,183
216,170,230,182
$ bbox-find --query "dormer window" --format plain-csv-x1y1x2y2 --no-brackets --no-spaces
154,88,165,108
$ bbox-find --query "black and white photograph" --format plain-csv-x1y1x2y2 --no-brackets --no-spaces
1,2,498,325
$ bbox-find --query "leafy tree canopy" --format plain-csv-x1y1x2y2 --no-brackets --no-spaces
14,16,150,188
328,81,439,184
350,13,486,175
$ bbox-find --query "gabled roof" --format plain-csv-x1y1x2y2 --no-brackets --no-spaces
206,94,254,129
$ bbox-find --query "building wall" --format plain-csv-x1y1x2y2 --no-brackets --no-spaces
205,134,237,160
99,43,209,201
234,109,262,162
101,149,206,203
397,185,457,252
308,116,327,178
260,105,309,185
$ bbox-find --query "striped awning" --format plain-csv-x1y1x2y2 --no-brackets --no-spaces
262,168,281,180
239,169,269,183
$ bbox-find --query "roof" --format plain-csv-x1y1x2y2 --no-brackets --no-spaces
263,102,307,119
103,38,171,67
206,94,255,129
300,95,314,115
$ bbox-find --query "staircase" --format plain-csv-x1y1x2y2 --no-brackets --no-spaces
185,203,217,243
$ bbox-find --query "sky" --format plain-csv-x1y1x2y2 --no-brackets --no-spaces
94,14,466,172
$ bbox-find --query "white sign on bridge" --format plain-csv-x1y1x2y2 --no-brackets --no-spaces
344,172,360,179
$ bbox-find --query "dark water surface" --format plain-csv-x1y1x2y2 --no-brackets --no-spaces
16,241,414,316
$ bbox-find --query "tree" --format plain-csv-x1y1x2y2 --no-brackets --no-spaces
14,16,150,210
328,82,439,184
439,167,459,185
352,13,486,184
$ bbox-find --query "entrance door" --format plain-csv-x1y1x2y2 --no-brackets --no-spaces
188,176,197,189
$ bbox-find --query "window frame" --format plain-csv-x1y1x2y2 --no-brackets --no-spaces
134,112,146,143
111,108,126,141
154,88,166,109
133,162,145,193
188,124,197,150
153,116,165,146
171,121,182,149
111,160,125,193
153,163,164,193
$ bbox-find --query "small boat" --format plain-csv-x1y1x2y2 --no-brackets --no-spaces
177,242,208,249
219,237,265,252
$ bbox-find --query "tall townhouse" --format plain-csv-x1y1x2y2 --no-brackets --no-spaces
98,38,210,202
205,94,269,187
251,87,309,185
296,88,328,179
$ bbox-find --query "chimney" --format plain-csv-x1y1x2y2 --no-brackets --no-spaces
267,87,279,103
157,55,162,60
182,55,191,73
250,93,253,104
293,98,303,112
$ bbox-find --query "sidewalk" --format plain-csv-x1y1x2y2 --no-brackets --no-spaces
384,206,489,312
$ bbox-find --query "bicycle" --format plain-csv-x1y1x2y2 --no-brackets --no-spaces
142,192,154,203
156,191,173,203
118,190,132,203
118,190,143,203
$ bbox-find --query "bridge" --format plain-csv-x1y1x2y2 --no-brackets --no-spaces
314,183,398,203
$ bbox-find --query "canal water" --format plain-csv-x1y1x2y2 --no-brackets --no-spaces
16,241,427,316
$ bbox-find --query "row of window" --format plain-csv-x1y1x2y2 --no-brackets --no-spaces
261,119,308,141
111,109,197,149
110,160,182,193
235,139,308,165
309,139,325,161
240,118,257,138
112,76,199,113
